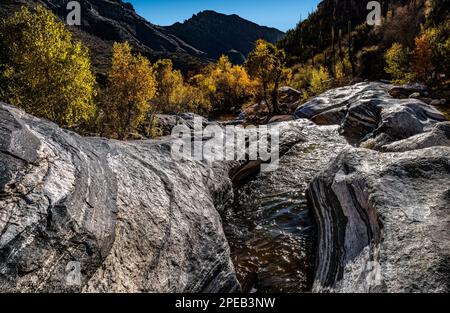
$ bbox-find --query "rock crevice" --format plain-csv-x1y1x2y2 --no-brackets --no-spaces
308,147,450,292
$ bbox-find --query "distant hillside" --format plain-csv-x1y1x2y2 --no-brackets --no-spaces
165,10,285,64
0,0,284,75
278,0,391,65
279,0,449,79
0,0,210,75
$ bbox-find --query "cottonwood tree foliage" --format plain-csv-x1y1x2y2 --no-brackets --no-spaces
152,59,208,115
385,24,449,84
194,55,255,115
100,42,157,139
245,40,290,114
384,42,414,83
309,66,332,95
0,5,96,127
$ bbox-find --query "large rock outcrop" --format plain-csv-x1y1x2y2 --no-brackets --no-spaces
294,82,447,149
308,146,450,292
2,81,449,294
0,102,239,292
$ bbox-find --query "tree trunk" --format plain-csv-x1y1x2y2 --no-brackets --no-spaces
262,81,272,115
338,28,343,61
271,80,281,115
331,26,336,77
348,21,356,78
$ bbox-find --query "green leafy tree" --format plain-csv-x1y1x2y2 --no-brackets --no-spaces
0,5,96,127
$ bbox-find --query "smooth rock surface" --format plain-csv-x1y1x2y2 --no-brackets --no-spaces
380,121,450,152
294,82,447,148
294,83,372,122
308,146,450,293
152,113,213,136
0,102,239,292
388,83,427,99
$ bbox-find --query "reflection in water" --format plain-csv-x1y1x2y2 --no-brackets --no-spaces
223,123,347,293
225,189,315,293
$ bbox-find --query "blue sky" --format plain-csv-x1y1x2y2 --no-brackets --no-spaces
128,0,321,32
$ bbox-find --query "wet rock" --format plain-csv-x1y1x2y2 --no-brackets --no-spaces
309,146,450,293
0,102,239,293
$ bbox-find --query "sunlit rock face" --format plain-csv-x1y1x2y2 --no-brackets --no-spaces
0,102,239,292
294,82,447,149
293,83,450,293
308,146,450,293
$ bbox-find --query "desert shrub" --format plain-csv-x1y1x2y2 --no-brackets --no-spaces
0,5,96,127
309,66,331,95
385,42,415,83
100,42,156,139
290,64,313,91
334,53,353,84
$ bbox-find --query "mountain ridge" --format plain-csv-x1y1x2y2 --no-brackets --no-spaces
0,0,284,72
165,10,284,63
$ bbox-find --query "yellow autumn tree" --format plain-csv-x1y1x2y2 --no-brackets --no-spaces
385,42,415,83
101,42,156,139
195,55,255,115
412,27,437,83
245,40,289,114
0,5,96,127
152,59,208,115
144,58,209,137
